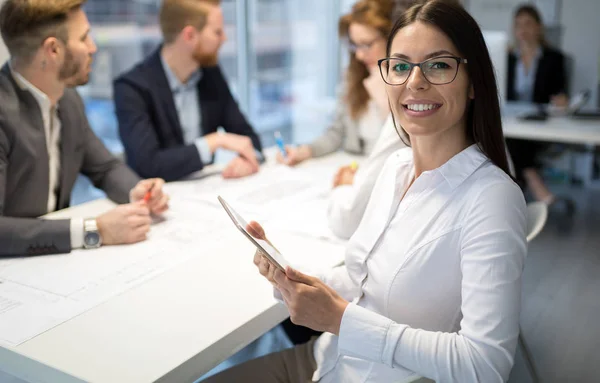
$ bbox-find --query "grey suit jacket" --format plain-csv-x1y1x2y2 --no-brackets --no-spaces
0,64,140,256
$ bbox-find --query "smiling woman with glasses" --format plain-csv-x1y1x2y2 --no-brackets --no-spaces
204,2,526,382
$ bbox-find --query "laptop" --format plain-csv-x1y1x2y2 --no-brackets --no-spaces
563,90,600,120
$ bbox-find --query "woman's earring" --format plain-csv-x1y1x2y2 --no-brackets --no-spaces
41,60,47,70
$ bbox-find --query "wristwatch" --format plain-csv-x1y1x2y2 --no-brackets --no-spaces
83,218,102,249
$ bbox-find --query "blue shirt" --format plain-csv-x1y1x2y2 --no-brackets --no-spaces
160,55,213,165
514,47,542,102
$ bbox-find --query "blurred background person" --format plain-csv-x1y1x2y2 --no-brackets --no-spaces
276,0,393,166
114,0,263,182
505,4,574,217
326,0,418,239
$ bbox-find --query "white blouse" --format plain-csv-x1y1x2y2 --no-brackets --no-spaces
312,144,527,383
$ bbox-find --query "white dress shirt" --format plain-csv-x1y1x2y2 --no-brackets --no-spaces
514,47,542,102
160,55,213,164
11,67,83,249
309,144,527,382
160,55,263,165
10,68,84,249
11,70,61,213
357,100,386,156
328,114,407,239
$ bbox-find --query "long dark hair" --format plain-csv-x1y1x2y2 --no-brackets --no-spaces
514,4,547,46
386,0,511,176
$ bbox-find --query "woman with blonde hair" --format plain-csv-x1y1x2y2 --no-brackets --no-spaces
277,0,394,166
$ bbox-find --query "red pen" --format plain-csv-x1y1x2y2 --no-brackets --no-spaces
143,182,155,203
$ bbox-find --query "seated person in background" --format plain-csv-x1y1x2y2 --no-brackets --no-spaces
205,1,527,381
329,116,516,241
328,115,406,239
324,0,416,240
276,0,394,166
0,0,168,257
505,4,574,215
114,0,263,182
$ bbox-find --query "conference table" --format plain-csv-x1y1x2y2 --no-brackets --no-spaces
1,107,598,383
0,150,357,383
501,102,600,145
503,115,600,145
501,103,600,186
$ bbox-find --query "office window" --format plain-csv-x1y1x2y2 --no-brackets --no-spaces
72,0,342,204
245,0,341,147
82,0,239,99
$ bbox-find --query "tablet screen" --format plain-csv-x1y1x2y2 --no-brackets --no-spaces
218,196,290,272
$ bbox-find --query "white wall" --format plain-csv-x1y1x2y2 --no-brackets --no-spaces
468,0,600,107
560,0,600,107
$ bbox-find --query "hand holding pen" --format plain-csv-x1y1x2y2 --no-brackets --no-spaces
274,131,313,166
333,161,358,188
129,178,170,215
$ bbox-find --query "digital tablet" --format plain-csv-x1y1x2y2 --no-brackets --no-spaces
218,196,290,272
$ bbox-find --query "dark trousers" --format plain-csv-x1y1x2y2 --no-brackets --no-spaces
202,337,317,382
281,318,322,345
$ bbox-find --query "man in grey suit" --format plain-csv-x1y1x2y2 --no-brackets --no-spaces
0,0,169,257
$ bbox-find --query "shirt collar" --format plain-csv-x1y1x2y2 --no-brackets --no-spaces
435,144,490,190
514,46,542,60
9,64,54,112
160,54,203,93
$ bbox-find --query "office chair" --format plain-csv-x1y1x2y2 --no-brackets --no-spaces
520,201,549,383
526,201,549,242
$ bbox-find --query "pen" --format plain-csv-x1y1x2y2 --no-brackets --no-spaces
143,182,155,203
274,131,287,158
350,161,358,171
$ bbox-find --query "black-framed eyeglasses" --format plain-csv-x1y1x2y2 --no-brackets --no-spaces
347,37,382,53
378,56,468,85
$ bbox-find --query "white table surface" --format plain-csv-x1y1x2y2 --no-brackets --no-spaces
0,150,356,383
8,113,593,382
503,115,600,145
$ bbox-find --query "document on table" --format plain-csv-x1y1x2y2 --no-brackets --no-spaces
190,166,330,216
269,197,346,244
0,196,230,347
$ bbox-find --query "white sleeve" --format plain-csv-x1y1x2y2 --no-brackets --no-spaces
327,115,405,239
70,218,84,249
337,181,527,383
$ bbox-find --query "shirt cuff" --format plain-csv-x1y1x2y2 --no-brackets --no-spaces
70,218,84,249
255,149,265,164
273,286,284,303
338,303,407,367
194,137,213,165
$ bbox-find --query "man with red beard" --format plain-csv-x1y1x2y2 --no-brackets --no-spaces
0,0,170,257
114,0,263,181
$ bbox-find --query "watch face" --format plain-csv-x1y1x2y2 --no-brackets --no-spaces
84,232,100,247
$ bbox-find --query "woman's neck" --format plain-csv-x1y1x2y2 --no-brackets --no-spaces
519,41,540,57
410,128,471,178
